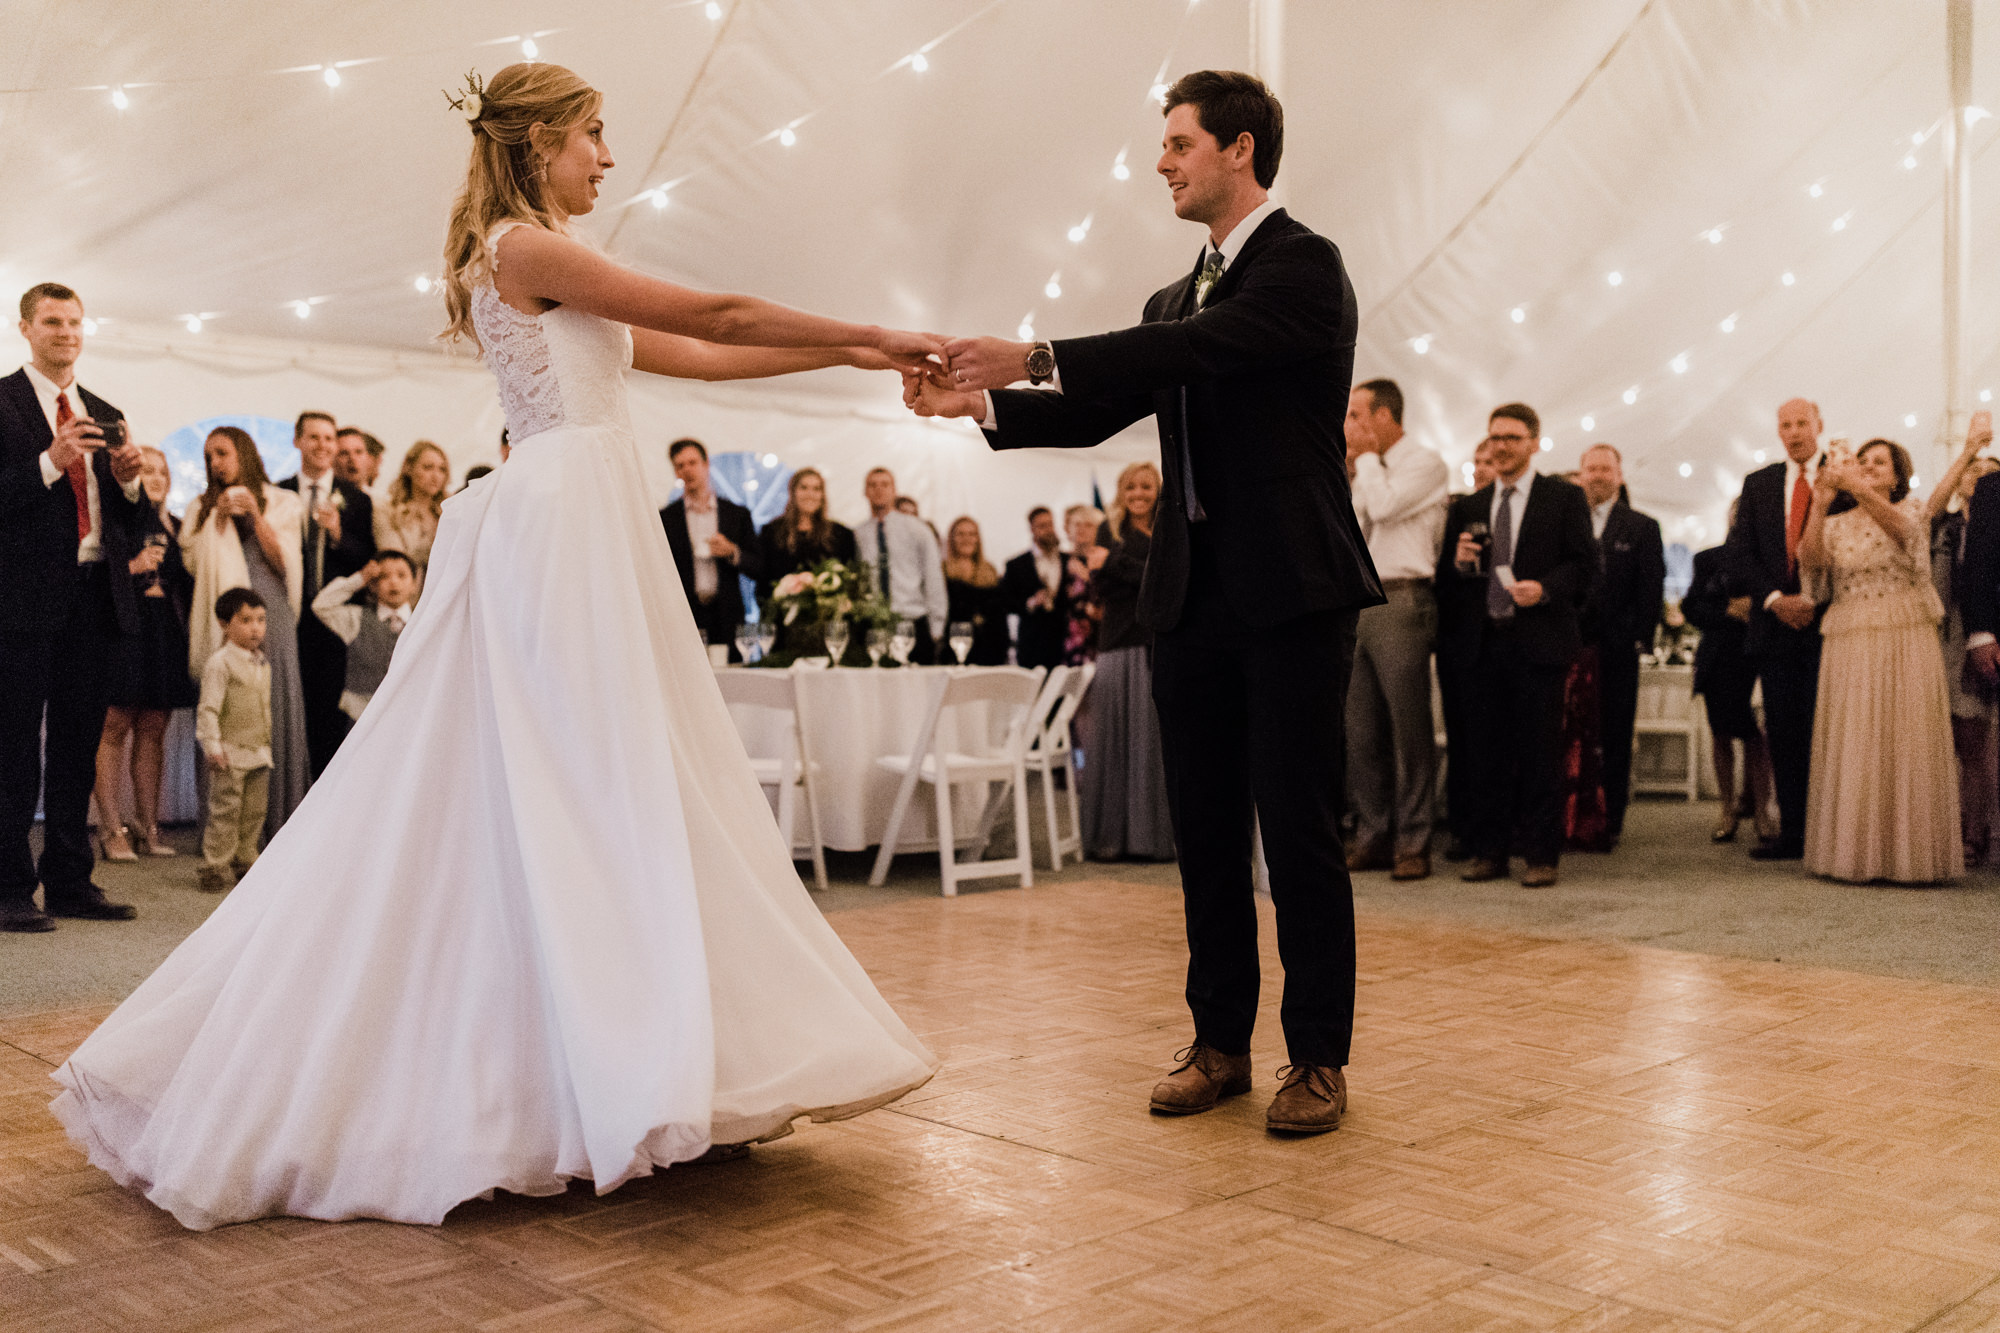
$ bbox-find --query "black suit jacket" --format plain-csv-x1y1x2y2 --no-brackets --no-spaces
661,496,763,632
276,473,375,597
0,368,142,637
1000,549,1071,669
1959,471,2000,640
1723,459,1844,656
1588,502,1666,654
983,208,1382,632
1435,474,1597,667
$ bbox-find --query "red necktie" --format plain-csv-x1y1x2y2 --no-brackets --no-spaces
1784,470,1809,576
56,392,91,540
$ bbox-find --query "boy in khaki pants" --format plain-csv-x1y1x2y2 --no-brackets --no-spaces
195,588,272,891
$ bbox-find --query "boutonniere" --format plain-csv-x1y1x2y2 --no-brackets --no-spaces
331,490,346,511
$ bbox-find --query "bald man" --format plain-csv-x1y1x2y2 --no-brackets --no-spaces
1723,399,1837,859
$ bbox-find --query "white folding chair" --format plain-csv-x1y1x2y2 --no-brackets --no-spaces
714,667,828,890
1632,661,1704,802
1024,662,1093,869
868,666,1046,895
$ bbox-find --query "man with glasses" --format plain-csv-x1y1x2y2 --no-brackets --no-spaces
1435,404,1596,887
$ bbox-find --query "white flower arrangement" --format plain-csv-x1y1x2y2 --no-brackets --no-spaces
444,71,487,127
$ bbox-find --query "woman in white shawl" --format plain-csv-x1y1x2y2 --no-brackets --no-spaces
179,426,310,836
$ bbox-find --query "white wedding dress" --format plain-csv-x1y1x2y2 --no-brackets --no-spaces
49,222,938,1230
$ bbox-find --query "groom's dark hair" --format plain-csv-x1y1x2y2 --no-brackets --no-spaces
1164,70,1283,189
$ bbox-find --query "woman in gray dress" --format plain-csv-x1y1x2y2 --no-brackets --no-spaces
1080,462,1175,861
179,427,310,840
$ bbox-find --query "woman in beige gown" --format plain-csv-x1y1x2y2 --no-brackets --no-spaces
1799,438,1961,883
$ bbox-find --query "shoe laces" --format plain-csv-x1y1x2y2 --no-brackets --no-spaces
1171,1042,1229,1076
1273,1063,1338,1101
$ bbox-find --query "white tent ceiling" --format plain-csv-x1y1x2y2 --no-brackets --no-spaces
4,0,1998,552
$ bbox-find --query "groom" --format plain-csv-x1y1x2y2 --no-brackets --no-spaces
909,70,1381,1133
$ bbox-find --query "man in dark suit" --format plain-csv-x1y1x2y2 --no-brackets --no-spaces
1437,404,1597,888
999,506,1070,670
278,411,375,777
1723,398,1832,859
907,71,1381,1136
1436,437,1499,861
1,283,144,930
659,437,762,658
1577,444,1665,843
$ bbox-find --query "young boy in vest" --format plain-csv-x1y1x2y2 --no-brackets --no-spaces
311,551,415,722
196,588,273,891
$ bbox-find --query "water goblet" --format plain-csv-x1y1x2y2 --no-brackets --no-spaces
756,620,777,660
733,623,758,665
947,620,974,665
823,619,850,666
889,619,916,666
866,626,889,666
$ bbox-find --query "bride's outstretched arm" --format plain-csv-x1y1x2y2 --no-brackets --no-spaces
496,227,940,367
630,329,907,382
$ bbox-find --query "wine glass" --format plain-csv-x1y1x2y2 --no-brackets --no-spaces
866,626,889,667
889,619,917,666
734,623,758,665
141,532,170,594
822,619,850,666
947,620,974,665
756,620,777,661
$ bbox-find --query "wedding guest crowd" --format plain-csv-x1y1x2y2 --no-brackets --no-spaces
279,411,374,777
659,437,761,659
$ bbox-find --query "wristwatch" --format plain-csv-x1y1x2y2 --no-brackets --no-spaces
1025,341,1056,386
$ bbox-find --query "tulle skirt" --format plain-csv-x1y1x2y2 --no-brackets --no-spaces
50,419,937,1229
1805,612,1963,884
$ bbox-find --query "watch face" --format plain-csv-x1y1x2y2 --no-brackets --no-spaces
1027,347,1055,378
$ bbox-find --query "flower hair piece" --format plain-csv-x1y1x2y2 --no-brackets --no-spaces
444,70,486,126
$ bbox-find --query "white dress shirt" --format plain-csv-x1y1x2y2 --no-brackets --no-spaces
296,469,336,588
24,362,141,564
1351,437,1450,580
981,198,1283,430
1767,451,1822,610
1487,467,1537,558
1590,497,1616,541
855,510,949,639
682,492,720,601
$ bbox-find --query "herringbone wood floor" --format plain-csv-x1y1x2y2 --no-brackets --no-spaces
4,878,1999,1331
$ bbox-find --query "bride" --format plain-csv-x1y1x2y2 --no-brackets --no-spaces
50,62,941,1230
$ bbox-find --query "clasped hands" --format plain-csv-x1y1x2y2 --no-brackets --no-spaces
877,336,1042,421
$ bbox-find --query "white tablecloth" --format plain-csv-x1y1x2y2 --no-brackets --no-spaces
717,665,1014,852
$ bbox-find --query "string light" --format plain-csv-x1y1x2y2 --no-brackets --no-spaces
1982,390,1994,403
1044,273,1062,299
1622,386,1639,405
323,66,341,88
1509,306,1525,324
761,453,778,467
1704,227,1724,244
184,316,203,333
110,86,129,110
909,52,929,73
82,318,98,336
521,38,539,59
778,126,796,147
705,1,722,18
1781,271,1796,286
1539,437,1553,452
1904,154,1919,170
1111,149,1130,181
650,189,669,211
292,301,312,319
1410,335,1431,355
1670,352,1689,374
1606,271,1622,287
1754,450,1767,463
1067,215,1092,243
1905,413,1918,427
1678,462,1693,477
1912,130,1925,145
1719,313,1738,332
1580,415,1595,431
1830,211,1850,232
1017,315,1036,341
413,275,432,294
745,479,759,492
1149,82,1169,105
1807,182,1824,198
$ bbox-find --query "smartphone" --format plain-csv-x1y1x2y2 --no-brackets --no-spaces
93,419,126,450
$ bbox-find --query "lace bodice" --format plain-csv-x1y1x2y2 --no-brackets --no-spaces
1818,495,1943,634
471,222,634,441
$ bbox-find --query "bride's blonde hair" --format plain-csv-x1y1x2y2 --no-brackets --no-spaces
439,62,603,351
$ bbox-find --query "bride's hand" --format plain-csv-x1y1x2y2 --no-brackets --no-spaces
868,327,949,372
847,345,937,374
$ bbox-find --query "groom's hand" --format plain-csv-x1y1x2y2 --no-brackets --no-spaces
942,337,1032,392
901,370,984,420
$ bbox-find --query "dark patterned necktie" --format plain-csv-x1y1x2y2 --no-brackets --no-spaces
1487,485,1517,621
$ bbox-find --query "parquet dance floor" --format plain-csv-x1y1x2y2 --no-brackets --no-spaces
4,878,2000,1331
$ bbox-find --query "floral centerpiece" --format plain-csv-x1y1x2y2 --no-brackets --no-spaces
762,558,893,665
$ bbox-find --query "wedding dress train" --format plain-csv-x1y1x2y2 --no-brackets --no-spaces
49,223,937,1229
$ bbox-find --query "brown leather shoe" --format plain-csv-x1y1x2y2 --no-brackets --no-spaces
1391,853,1431,881
1520,864,1558,888
1266,1064,1346,1134
1149,1042,1252,1115
1344,844,1391,873
1460,857,1508,882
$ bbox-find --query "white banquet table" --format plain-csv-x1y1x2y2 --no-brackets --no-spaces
716,664,1015,853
